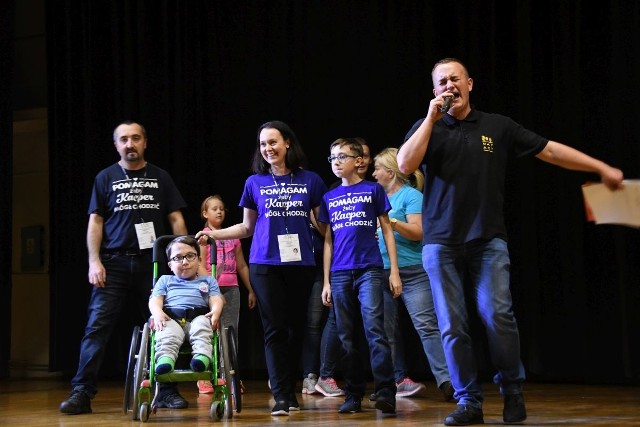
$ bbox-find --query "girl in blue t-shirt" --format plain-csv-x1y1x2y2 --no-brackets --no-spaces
372,148,454,402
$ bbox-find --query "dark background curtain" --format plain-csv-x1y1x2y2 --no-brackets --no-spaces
0,0,15,379
46,0,640,384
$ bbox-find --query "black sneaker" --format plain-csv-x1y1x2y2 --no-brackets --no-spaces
440,380,455,402
444,404,484,426
503,393,527,423
288,395,300,411
374,393,396,414
338,395,362,413
368,392,378,401
60,390,92,414
156,390,188,409
271,400,289,416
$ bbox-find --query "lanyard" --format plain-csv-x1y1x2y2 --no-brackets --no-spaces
120,163,147,180
120,163,148,223
270,170,294,234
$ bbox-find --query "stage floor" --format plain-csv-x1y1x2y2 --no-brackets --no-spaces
1,378,639,426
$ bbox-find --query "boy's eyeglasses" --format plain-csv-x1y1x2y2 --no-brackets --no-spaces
328,154,357,164
169,252,198,263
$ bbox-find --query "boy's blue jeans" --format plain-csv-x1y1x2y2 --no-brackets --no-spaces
330,267,395,398
423,237,525,408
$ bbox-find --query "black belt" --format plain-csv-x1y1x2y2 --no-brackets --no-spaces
165,307,209,325
102,249,151,256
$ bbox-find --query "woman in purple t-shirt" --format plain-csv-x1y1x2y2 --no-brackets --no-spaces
196,121,327,416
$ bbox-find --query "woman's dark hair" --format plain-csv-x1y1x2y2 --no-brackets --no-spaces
251,120,308,174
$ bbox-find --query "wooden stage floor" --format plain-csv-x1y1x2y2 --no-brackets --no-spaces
1,378,639,426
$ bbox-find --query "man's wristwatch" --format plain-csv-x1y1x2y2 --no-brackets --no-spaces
390,218,398,229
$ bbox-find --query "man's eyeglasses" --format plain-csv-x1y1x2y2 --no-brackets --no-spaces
327,154,358,164
169,252,198,263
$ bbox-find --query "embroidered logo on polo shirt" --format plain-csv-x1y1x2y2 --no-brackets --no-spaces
481,135,494,153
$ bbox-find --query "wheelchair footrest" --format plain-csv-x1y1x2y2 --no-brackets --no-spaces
155,370,214,382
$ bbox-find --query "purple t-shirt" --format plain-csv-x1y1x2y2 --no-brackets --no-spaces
239,169,327,266
318,180,390,271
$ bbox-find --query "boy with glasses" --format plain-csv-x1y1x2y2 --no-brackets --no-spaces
149,236,224,375
318,138,401,415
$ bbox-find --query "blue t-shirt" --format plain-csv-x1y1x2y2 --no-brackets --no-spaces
377,184,423,269
88,163,187,251
239,168,327,266
318,180,390,271
151,274,221,310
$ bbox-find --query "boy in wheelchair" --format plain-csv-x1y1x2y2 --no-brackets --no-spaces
148,235,224,375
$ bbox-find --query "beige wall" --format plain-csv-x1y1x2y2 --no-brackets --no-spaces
11,108,55,378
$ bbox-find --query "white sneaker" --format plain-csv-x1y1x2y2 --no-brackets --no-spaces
302,373,319,394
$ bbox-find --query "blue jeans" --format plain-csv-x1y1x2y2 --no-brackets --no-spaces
330,268,395,398
383,264,450,386
423,238,525,408
250,264,314,401
71,253,152,397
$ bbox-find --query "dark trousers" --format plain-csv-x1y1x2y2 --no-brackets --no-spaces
71,253,151,397
250,264,315,401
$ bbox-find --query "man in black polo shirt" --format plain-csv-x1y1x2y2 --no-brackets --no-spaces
60,120,189,414
397,58,624,426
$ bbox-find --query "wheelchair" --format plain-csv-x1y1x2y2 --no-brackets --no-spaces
122,235,242,422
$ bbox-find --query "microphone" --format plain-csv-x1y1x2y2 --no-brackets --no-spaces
440,96,453,113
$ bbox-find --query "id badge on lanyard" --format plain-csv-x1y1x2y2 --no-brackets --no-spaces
135,222,156,249
277,233,301,262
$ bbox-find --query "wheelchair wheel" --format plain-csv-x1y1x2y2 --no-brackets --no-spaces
132,323,150,421
226,326,242,413
210,400,224,421
123,325,141,415
139,402,150,422
219,328,233,419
